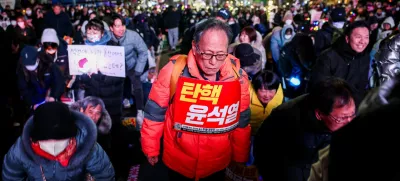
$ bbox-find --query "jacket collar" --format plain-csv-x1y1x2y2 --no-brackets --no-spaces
85,30,111,46
22,111,97,167
186,50,240,81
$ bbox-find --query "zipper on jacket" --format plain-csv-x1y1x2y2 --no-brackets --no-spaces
345,56,354,79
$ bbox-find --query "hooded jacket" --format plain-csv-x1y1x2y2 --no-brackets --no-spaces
70,100,112,135
377,16,395,40
271,24,295,63
141,51,251,179
2,111,115,181
110,29,148,74
309,37,370,104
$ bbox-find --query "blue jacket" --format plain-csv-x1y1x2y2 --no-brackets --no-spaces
271,25,295,63
110,29,148,74
2,111,115,181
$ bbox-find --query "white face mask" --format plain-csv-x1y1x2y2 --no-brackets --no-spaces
285,19,293,25
229,20,235,25
201,11,205,16
332,21,345,29
87,34,101,42
88,10,93,14
38,139,70,156
396,7,400,11
6,20,10,26
190,19,195,23
25,61,39,71
26,10,32,16
285,35,292,39
46,49,57,54
17,22,25,28
11,20,17,26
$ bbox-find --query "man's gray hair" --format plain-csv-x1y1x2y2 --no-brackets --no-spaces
193,18,233,46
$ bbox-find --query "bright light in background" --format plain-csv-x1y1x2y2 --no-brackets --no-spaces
286,2,289,5
289,77,301,87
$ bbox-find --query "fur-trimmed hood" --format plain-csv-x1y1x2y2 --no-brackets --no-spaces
21,111,98,167
70,100,112,135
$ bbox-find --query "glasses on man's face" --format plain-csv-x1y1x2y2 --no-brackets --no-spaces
329,113,356,124
196,47,228,61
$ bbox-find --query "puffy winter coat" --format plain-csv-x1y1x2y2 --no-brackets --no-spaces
271,25,295,63
110,29,148,74
2,111,115,181
141,51,251,179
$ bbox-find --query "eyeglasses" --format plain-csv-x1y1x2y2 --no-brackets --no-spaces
329,113,356,124
196,46,228,61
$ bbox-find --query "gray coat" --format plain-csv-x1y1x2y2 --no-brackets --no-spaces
110,29,148,74
2,111,115,181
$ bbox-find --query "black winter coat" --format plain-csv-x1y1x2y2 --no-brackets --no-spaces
17,64,65,106
309,37,370,104
254,94,332,181
44,11,73,37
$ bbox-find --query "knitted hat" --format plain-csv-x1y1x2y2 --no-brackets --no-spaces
20,46,38,66
31,102,77,141
41,28,60,45
330,7,346,22
235,43,260,67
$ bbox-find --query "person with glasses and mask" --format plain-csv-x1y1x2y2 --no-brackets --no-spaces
141,18,251,181
254,77,356,181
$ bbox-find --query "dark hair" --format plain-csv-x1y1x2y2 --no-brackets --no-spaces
110,14,126,26
89,12,97,17
86,19,104,34
285,28,293,34
344,20,370,37
193,18,233,46
252,70,281,91
241,26,257,42
309,77,354,115
81,96,105,113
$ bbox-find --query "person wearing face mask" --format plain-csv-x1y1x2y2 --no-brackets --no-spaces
39,28,69,77
12,16,36,54
377,16,394,40
17,46,65,110
81,12,110,35
25,7,33,18
309,21,371,105
79,18,125,179
314,7,346,56
2,102,115,181
270,23,295,64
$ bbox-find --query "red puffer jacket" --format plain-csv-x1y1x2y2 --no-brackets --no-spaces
141,51,251,179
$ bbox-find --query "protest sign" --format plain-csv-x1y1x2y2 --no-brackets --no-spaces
68,45,125,78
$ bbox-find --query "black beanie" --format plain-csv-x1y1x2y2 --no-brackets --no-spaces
31,102,77,141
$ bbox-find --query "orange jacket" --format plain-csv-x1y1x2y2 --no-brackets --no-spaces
141,51,251,179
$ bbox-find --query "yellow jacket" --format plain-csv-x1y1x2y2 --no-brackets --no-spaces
249,84,284,135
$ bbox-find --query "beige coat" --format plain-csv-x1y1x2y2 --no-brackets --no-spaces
308,145,330,181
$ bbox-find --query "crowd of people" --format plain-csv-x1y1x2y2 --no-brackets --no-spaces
1,0,400,181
